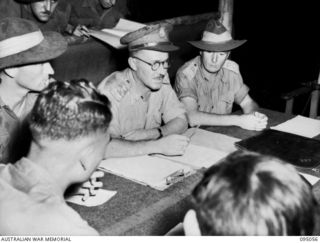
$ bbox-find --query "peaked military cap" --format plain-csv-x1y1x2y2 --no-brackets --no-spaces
120,23,179,52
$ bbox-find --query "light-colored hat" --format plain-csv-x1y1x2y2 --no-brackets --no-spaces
120,23,179,52
189,18,247,52
0,17,67,70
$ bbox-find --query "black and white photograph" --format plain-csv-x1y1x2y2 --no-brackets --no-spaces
0,0,319,239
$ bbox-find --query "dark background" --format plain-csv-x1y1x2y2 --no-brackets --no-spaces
125,0,320,115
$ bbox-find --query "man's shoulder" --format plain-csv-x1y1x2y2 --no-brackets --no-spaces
176,56,200,81
98,69,129,91
98,69,132,104
222,60,240,75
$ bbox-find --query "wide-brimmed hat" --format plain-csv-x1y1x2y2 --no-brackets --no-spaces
189,18,247,52
120,23,179,52
14,0,50,3
0,17,67,70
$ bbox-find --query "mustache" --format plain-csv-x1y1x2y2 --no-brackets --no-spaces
41,10,52,15
154,74,165,80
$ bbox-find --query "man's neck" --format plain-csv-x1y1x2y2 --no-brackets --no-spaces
131,70,152,97
200,64,220,81
0,74,29,111
27,142,75,197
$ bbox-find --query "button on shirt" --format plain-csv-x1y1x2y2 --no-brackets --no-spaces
175,56,249,114
98,68,187,138
0,158,98,235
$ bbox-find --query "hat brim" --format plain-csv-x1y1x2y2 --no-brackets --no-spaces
14,0,44,3
0,31,67,70
188,39,247,52
135,44,179,52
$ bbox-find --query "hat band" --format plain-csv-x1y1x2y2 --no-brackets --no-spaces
0,30,44,58
202,30,232,43
129,41,173,51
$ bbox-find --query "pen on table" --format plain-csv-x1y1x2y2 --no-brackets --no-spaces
165,169,185,185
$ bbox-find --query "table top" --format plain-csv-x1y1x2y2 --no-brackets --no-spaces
69,108,320,235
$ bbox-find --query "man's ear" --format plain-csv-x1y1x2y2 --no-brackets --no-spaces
4,67,18,78
183,209,202,236
128,57,137,71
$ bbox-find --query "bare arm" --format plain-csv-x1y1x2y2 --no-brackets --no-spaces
122,116,188,141
105,134,190,158
239,94,259,114
181,97,267,130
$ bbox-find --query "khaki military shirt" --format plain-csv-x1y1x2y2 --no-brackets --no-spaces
0,158,98,235
175,56,249,114
98,68,186,138
0,93,37,163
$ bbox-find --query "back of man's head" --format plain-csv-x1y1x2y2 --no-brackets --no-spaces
28,79,112,141
190,151,317,236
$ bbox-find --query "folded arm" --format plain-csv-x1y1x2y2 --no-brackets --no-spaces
181,96,267,131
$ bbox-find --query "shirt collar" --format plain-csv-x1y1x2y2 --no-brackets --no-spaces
127,69,152,102
10,158,63,200
198,58,225,83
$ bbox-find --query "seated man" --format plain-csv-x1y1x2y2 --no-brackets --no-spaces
0,17,67,163
0,79,112,235
69,0,125,30
98,24,189,157
183,151,317,235
175,18,268,131
0,0,88,42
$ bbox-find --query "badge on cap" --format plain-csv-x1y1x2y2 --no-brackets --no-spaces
159,27,166,38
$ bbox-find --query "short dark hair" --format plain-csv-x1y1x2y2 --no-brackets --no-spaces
29,79,112,141
193,151,318,236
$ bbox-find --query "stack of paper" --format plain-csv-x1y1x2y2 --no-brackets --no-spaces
158,144,228,169
271,115,320,138
89,18,146,49
99,156,194,191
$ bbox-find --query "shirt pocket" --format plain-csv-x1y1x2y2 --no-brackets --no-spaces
219,93,234,114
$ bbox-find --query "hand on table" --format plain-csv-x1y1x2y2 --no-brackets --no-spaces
73,25,90,38
239,112,268,131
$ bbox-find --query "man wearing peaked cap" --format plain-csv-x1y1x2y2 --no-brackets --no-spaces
98,23,189,157
175,18,268,131
0,17,67,163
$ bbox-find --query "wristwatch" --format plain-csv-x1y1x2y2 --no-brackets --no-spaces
157,128,163,139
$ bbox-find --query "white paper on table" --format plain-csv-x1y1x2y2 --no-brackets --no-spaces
65,189,117,207
99,156,194,191
299,173,320,186
89,18,145,49
184,128,240,153
271,115,320,138
159,143,228,169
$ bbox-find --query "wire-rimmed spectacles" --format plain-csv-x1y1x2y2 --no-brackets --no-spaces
132,56,170,71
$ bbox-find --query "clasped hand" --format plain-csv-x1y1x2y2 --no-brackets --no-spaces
239,112,268,131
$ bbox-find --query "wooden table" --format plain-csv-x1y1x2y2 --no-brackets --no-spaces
69,108,320,235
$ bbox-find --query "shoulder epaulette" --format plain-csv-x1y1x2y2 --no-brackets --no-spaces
180,59,198,80
223,60,240,74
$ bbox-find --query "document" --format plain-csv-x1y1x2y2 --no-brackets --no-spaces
99,156,194,191
271,115,320,138
66,189,117,207
184,127,240,153
299,173,320,186
159,144,228,169
89,18,146,48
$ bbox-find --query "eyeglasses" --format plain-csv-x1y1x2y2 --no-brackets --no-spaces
133,56,170,71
